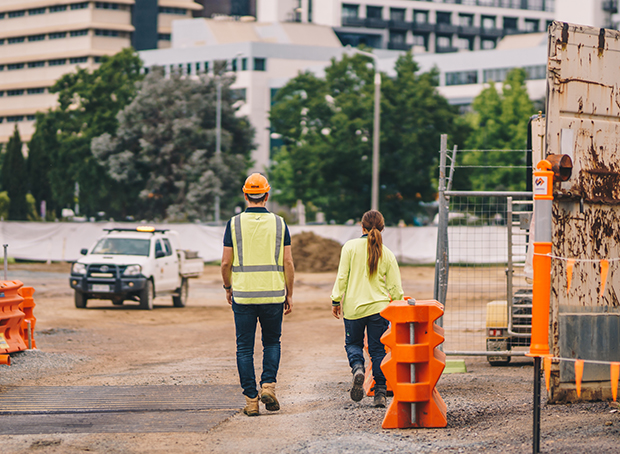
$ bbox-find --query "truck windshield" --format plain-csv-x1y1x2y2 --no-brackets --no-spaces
91,238,150,256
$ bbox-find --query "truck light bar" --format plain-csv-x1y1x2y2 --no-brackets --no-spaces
103,227,170,234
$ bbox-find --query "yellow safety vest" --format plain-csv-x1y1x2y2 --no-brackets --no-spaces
231,211,286,304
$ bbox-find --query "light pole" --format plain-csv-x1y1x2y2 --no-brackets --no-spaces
346,45,381,211
214,52,243,224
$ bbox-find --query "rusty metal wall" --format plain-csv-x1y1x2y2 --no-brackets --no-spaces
545,22,620,401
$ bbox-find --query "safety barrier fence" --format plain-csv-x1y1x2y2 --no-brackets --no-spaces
0,281,36,356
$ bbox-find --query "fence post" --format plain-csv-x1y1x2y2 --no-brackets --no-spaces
434,134,449,328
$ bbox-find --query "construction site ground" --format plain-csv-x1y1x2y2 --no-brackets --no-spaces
0,262,618,453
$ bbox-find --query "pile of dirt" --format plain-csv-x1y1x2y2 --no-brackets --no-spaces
291,231,342,272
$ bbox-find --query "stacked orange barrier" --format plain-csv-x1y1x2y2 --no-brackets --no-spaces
0,280,26,354
363,340,393,397
380,299,447,429
18,287,36,349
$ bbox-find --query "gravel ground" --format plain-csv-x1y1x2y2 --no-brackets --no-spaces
0,264,618,453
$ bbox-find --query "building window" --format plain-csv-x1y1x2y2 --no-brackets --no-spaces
49,5,68,13
253,58,266,71
70,57,88,64
436,35,452,50
8,37,26,44
95,2,120,10
241,58,247,71
70,30,89,37
204,62,209,73
456,36,473,51
0,13,5,19
231,88,247,102
158,33,171,41
159,7,188,15
7,116,25,122
481,16,496,29
49,32,67,39
481,39,496,50
503,17,518,31
27,115,36,121
413,10,428,24
8,10,26,18
524,19,539,32
71,2,89,9
0,39,4,45
7,90,25,96
28,61,46,68
366,6,382,19
28,34,46,42
524,65,546,80
445,71,478,86
390,8,405,22
342,4,359,19
27,88,45,94
436,12,452,25
459,14,473,27
94,56,102,63
28,8,46,15
95,29,120,37
231,59,237,72
7,63,25,70
49,59,67,66
389,30,406,44
412,33,428,50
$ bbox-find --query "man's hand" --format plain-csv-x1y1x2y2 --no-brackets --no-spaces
332,304,341,319
284,295,293,315
225,288,233,305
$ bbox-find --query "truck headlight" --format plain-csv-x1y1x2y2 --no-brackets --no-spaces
123,265,141,276
72,263,87,275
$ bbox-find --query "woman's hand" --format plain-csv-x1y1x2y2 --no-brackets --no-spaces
332,304,341,319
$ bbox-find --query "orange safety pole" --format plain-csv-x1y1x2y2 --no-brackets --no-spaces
528,159,554,357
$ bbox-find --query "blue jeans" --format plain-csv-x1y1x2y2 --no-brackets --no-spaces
232,302,284,398
344,313,389,386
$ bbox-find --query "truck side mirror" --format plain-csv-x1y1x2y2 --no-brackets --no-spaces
155,250,166,259
80,248,88,255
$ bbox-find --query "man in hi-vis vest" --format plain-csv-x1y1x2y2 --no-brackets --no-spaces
221,173,295,417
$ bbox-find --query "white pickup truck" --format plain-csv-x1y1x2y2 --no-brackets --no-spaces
69,227,203,310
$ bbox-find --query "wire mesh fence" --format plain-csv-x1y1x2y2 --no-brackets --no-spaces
435,137,534,357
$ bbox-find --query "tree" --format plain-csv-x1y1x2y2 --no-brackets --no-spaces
33,48,144,218
92,68,254,221
3,126,28,220
269,52,467,225
27,113,57,220
462,68,534,191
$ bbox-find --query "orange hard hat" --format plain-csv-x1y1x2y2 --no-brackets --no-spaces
243,173,271,194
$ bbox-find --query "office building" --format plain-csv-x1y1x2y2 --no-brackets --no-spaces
0,0,202,144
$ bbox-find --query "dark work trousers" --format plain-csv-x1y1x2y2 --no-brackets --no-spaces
343,313,389,386
232,301,284,398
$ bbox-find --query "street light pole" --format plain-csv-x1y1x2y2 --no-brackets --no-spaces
346,45,381,211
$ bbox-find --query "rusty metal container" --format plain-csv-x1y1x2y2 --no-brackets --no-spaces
545,21,620,402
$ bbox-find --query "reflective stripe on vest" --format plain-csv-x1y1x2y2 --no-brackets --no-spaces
231,212,286,304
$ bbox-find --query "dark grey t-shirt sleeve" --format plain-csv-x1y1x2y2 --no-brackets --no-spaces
223,219,233,247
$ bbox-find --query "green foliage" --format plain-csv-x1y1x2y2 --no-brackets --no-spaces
26,193,40,221
27,112,56,216
35,48,144,218
462,68,534,191
3,126,28,220
92,68,254,221
269,52,467,225
0,191,10,220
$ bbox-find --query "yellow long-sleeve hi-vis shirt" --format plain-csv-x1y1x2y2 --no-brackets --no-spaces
330,236,404,320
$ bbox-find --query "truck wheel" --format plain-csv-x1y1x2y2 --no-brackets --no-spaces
112,297,124,306
172,278,188,308
486,337,511,366
139,280,154,310
74,291,88,309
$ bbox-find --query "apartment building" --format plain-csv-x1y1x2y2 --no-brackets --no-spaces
257,0,556,52
0,0,202,144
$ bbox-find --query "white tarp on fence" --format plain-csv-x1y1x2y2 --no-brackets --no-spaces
0,221,509,265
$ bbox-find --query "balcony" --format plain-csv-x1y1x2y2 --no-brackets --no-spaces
436,45,460,54
459,25,480,36
480,27,504,38
411,22,435,33
341,16,366,27
388,20,409,31
435,23,460,34
366,17,389,29
387,41,412,51
603,0,618,13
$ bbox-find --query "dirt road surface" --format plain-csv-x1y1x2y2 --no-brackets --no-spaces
0,263,618,453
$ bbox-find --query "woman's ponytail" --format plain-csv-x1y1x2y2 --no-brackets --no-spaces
362,210,385,277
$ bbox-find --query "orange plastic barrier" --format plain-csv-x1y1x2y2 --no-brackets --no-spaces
0,280,26,354
18,287,36,349
363,351,393,397
380,299,447,429
0,355,10,365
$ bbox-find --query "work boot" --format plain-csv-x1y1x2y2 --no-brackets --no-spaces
373,385,387,408
350,363,365,402
260,383,280,412
243,396,259,416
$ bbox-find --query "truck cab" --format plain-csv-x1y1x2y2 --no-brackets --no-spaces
69,227,203,310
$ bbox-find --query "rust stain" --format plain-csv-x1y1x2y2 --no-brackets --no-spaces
561,22,569,49
598,28,606,57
